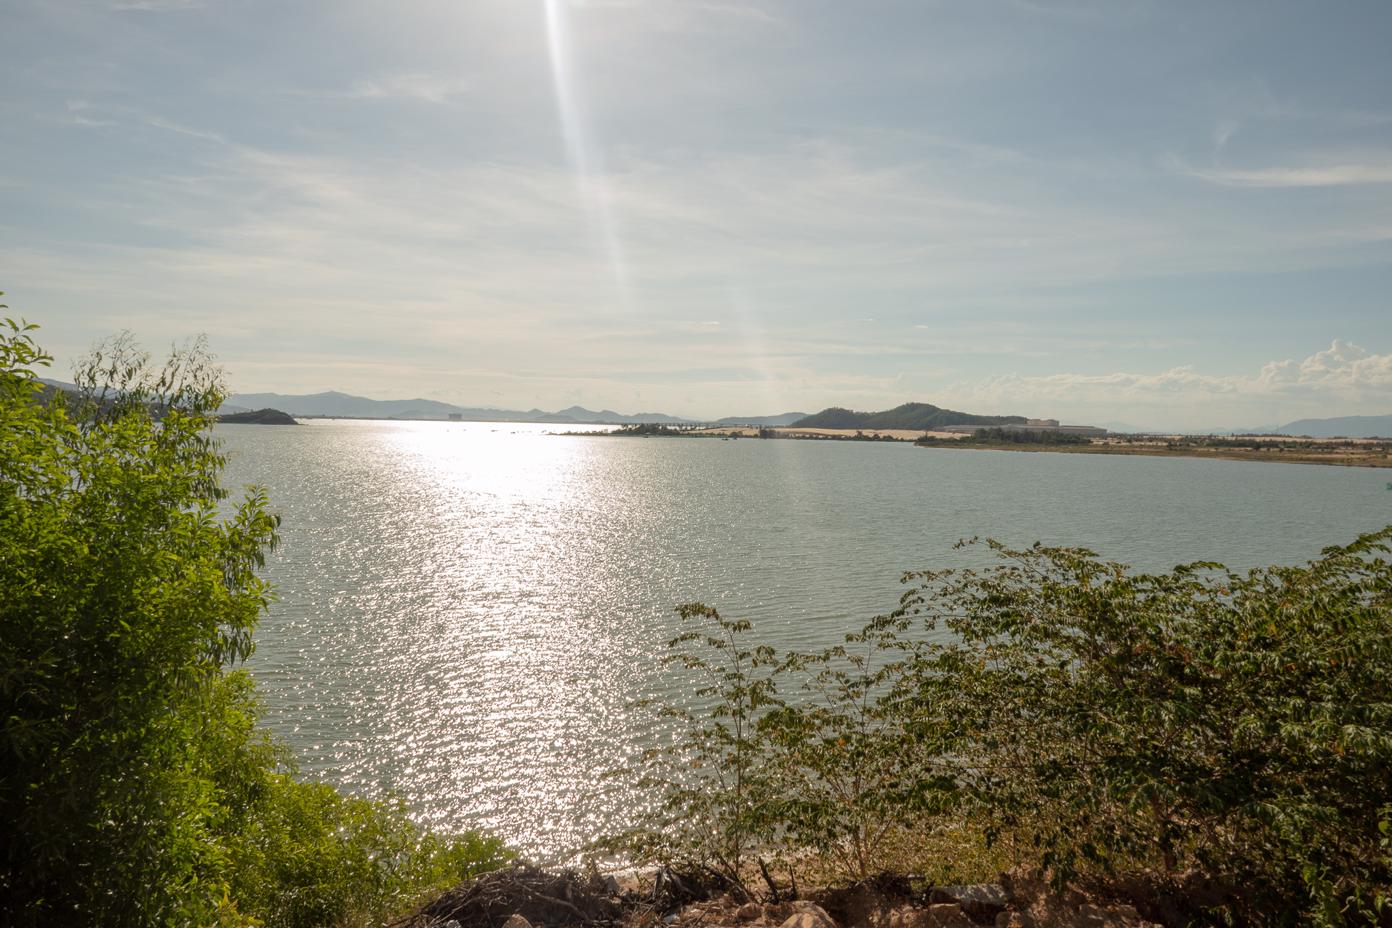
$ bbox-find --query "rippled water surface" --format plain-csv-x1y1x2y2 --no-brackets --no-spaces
219,419,1392,855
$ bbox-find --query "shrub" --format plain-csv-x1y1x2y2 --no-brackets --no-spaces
759,617,959,881
222,763,512,928
615,606,961,888
901,535,1392,924
617,604,783,893
625,532,1392,925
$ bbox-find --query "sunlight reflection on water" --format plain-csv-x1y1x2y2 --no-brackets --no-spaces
220,420,1391,857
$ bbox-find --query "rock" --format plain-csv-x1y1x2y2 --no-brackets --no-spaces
1027,902,1158,928
995,870,1163,928
605,872,645,896
879,904,973,928
502,916,534,928
1001,869,1079,912
814,878,915,928
929,885,1008,922
1067,903,1155,927
777,903,838,928
737,902,764,922
923,904,975,928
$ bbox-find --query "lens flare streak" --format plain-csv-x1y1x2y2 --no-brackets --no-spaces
544,0,634,309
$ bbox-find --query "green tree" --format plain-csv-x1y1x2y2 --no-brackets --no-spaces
1,314,277,923
0,307,510,926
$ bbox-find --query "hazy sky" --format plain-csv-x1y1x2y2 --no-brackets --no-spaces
3,0,1391,428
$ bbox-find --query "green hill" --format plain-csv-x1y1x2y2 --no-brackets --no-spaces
792,402,1026,431
218,407,298,425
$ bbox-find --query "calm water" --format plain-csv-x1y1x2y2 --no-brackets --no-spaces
219,419,1392,857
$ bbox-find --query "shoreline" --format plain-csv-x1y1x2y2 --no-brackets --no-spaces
914,437,1392,468
586,425,1392,468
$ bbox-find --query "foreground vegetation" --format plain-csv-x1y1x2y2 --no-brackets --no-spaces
613,532,1392,925
0,312,511,927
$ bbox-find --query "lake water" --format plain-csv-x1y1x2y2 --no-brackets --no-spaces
219,419,1392,858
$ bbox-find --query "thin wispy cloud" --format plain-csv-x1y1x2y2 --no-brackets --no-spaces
109,0,201,11
62,101,115,128
583,0,782,27
347,73,473,105
1189,163,1392,188
143,115,226,144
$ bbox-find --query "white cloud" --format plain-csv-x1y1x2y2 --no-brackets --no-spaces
1296,339,1392,391
949,341,1392,424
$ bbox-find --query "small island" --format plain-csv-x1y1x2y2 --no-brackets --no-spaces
217,407,298,425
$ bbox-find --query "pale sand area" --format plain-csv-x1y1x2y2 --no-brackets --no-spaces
1095,434,1389,445
691,426,967,441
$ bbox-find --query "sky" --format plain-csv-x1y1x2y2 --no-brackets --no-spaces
2,0,1391,429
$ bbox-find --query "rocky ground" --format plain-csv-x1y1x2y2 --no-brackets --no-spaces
395,864,1174,928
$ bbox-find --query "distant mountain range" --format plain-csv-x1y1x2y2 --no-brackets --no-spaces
224,390,807,426
1158,415,1391,438
1273,414,1392,439
44,380,1392,437
792,402,1027,431
711,412,809,427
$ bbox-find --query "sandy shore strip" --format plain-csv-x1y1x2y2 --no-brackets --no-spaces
682,426,1392,466
924,437,1392,468
690,426,967,441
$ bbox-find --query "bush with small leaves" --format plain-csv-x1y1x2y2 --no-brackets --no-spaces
613,603,783,895
898,534,1392,925
621,529,1392,926
0,305,510,926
